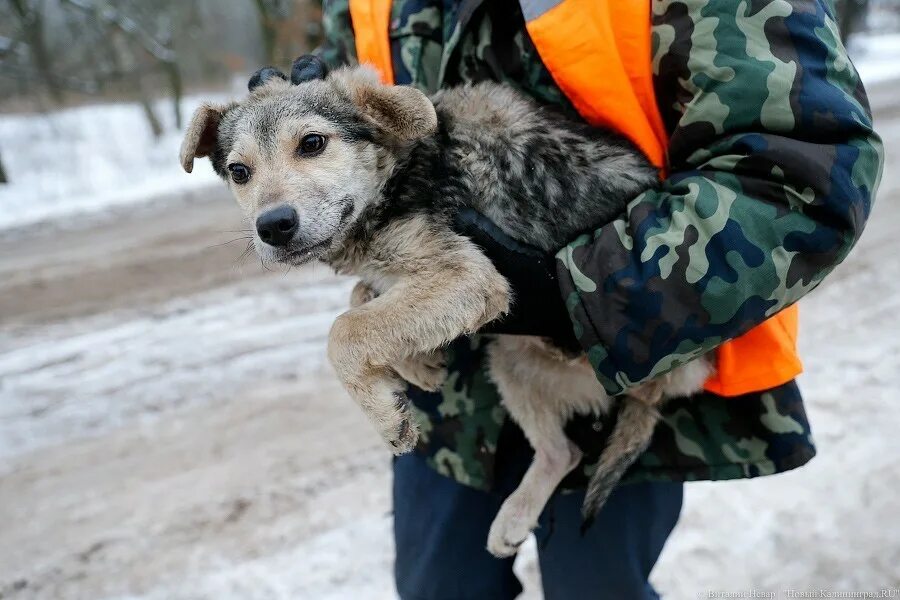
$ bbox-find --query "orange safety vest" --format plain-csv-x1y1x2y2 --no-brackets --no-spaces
349,0,803,396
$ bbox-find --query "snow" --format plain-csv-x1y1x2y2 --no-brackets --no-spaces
114,515,399,600
0,271,354,462
0,95,228,232
852,33,900,85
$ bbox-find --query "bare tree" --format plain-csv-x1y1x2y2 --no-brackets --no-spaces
8,0,64,102
251,0,293,64
836,0,871,42
0,0,325,125
0,151,7,184
61,0,184,128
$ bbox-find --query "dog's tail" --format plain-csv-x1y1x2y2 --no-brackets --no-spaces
581,398,661,529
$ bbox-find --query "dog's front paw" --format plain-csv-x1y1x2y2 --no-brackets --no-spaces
382,392,419,455
349,280,378,308
486,496,537,558
394,349,448,392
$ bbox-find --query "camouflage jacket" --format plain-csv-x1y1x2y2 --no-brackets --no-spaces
316,0,883,490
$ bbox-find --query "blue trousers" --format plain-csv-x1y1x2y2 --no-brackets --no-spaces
393,451,682,600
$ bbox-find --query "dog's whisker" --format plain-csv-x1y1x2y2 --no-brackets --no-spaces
259,255,273,272
208,236,253,249
234,242,255,268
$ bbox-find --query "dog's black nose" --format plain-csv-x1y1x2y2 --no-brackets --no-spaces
256,206,299,247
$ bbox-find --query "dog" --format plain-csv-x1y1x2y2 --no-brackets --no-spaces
180,57,713,557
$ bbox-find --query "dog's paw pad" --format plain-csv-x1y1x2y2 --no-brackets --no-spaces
383,394,418,455
388,417,419,455
486,497,539,557
392,391,409,410
486,530,528,558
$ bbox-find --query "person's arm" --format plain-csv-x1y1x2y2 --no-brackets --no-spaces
556,1,882,395
313,0,357,68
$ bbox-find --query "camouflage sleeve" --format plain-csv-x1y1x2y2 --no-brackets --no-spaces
556,0,884,395
313,0,358,68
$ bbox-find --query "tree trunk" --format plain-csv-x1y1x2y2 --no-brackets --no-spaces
253,0,278,64
836,0,870,43
135,72,163,138
0,152,8,184
61,0,184,132
10,0,65,103
164,60,183,129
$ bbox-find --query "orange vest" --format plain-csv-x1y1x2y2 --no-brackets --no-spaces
349,0,803,396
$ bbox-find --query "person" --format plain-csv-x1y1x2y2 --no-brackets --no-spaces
305,1,883,598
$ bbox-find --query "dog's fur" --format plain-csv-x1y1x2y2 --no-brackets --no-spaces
181,65,713,557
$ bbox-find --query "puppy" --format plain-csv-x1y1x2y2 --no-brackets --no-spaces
180,59,713,557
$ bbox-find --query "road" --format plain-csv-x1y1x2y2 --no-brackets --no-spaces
1,86,898,599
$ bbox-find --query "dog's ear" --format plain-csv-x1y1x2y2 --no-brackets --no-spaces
180,104,224,173
333,66,437,142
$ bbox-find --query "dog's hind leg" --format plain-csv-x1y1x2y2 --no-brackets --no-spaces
328,216,510,453
486,415,580,557
485,336,606,557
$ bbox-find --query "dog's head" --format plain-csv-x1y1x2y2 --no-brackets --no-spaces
180,59,437,266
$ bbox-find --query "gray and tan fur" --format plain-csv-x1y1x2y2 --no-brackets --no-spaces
180,64,713,557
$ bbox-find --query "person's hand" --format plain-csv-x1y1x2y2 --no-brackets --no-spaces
453,208,580,352
248,54,328,90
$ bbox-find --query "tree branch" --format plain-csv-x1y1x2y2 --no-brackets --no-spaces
60,0,177,64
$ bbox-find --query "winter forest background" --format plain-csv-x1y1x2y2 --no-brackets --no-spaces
2,0,324,120
1,0,894,123
0,0,896,228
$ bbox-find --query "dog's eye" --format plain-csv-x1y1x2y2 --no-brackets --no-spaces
298,134,327,156
228,163,251,184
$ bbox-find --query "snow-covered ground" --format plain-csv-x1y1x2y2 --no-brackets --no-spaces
852,33,900,84
0,94,231,232
0,270,352,460
0,39,899,600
